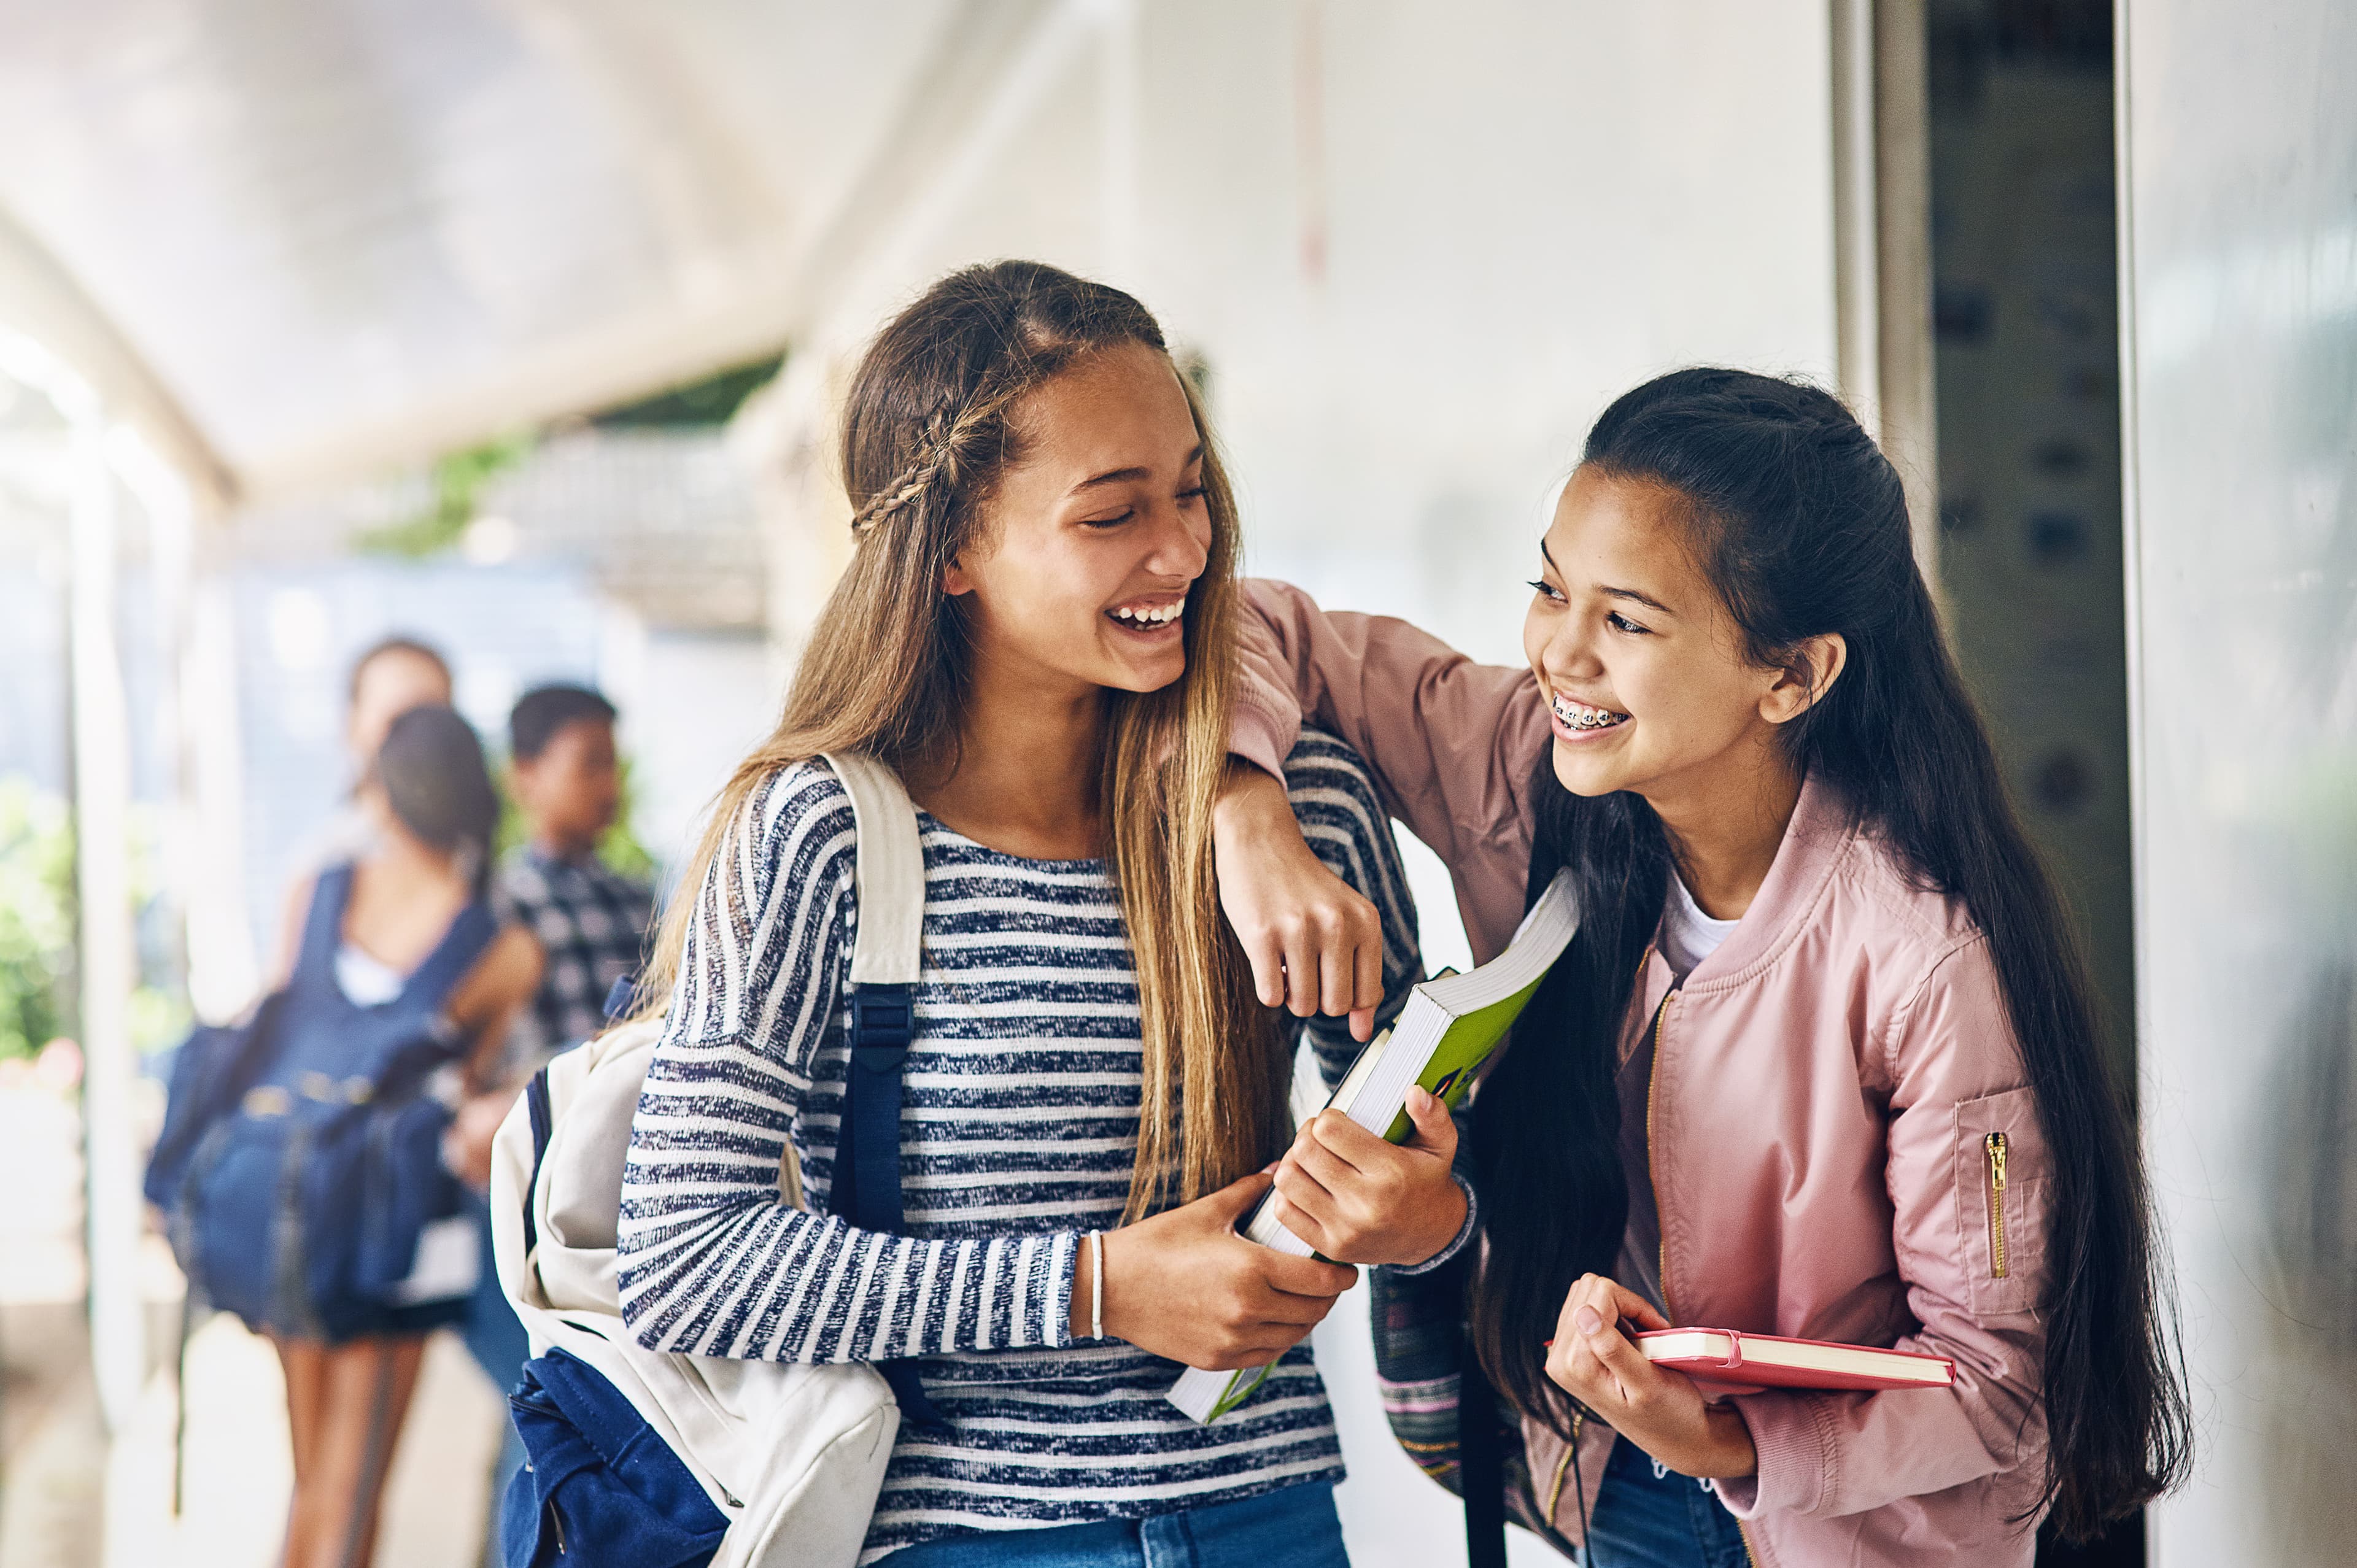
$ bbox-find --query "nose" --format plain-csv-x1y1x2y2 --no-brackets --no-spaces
1143,493,1212,580
1540,606,1606,684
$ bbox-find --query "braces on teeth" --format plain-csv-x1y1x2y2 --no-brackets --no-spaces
1553,693,1628,730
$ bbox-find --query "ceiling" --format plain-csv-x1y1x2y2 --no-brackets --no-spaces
0,0,1083,510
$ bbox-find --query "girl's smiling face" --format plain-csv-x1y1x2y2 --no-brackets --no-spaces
1522,466,1837,813
946,341,1213,699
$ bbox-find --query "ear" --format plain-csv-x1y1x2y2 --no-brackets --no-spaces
942,556,976,598
1759,632,1848,725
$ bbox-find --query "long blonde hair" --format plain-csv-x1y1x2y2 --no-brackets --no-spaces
638,261,1283,1220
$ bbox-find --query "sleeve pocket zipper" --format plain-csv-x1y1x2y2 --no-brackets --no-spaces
1984,1130,2010,1279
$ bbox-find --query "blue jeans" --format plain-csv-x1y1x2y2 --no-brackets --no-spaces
877,1482,1349,1568
1581,1437,1749,1568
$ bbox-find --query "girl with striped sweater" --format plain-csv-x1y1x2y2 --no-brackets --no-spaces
614,262,1469,1566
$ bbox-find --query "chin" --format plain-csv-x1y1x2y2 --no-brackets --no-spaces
1099,650,1187,696
1548,743,1627,798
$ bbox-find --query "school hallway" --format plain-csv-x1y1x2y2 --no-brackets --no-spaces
0,1073,511,1568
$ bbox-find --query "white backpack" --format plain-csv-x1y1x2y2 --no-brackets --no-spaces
489,752,931,1568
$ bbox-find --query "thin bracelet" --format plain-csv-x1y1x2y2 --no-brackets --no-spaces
1089,1229,1105,1340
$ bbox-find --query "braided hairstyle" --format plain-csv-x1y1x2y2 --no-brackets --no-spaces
640,261,1280,1219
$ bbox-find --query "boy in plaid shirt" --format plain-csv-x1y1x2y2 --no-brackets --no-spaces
492,684,656,1052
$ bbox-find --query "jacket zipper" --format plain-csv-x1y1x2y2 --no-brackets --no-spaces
1984,1131,2010,1279
1543,1409,1581,1531
1646,988,1760,1567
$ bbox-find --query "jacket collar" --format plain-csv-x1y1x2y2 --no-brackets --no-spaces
1671,771,1861,992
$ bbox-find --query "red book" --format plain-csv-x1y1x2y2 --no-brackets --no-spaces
1638,1328,1954,1392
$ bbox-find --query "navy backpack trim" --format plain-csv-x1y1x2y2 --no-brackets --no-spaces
502,1348,729,1568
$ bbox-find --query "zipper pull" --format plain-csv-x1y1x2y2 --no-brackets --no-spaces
1984,1131,2010,1279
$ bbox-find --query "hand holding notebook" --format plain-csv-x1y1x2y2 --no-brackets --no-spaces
1544,1273,1956,1485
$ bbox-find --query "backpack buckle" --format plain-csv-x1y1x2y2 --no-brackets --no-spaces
848,984,914,1070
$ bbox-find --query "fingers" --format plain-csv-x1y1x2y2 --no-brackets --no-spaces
1270,1152,1341,1226
1279,924,1325,1021
1247,1277,1347,1327
1318,915,1360,1019
1604,1280,1672,1332
1546,1275,1668,1404
1306,1109,1394,1173
1292,1119,1371,1184
1203,1168,1276,1224
1261,875,1379,1026
1264,1189,1332,1256
1245,932,1287,1009
1202,1328,1317,1372
1401,1086,1459,1156
1258,1248,1359,1300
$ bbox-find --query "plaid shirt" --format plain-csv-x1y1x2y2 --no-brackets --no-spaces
492,846,657,1062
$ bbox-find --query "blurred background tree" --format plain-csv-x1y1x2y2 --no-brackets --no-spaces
0,777,77,1061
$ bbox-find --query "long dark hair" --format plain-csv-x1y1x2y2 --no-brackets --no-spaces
1466,368,2190,1540
374,704,500,895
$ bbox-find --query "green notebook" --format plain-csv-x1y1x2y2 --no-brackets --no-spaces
1167,868,1581,1423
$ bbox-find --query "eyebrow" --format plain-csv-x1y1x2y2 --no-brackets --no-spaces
1066,445,1203,497
1538,539,1676,616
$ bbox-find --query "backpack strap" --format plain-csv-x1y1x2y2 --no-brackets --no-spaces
820,751,944,1428
521,1067,555,1258
293,863,357,982
404,897,500,1009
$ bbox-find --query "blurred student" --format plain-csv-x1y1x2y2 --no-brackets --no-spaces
312,638,454,858
266,706,541,1568
494,682,657,1048
445,682,656,1566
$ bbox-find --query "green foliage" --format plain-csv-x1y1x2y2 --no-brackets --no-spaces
592,354,784,428
0,779,76,1060
358,434,535,558
597,755,661,884
0,781,195,1062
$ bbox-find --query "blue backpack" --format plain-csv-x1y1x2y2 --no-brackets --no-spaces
145,863,497,1340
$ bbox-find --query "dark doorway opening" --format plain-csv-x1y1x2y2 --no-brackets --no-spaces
1926,2,2143,1563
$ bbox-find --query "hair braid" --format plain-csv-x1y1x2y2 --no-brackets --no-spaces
847,380,1023,537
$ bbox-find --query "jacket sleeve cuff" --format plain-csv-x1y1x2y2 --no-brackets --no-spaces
1228,697,1294,781
1714,1391,1834,1518
1391,1172,1478,1275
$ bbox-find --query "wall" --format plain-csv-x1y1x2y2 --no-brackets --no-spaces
2118,3,2357,1562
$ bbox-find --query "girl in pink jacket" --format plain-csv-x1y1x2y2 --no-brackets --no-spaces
1211,369,2189,1566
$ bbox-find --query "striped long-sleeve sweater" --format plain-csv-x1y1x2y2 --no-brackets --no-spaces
616,730,1423,1561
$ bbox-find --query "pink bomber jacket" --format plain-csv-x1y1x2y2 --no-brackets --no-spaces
1234,578,2053,1567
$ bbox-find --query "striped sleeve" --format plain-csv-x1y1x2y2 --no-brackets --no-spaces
1285,728,1426,1091
614,761,1078,1362
1287,729,1480,1274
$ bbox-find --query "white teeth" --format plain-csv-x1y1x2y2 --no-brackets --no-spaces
1110,598,1185,626
1551,692,1628,730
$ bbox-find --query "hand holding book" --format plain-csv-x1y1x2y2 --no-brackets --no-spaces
1544,1273,1762,1481
1070,1170,1356,1370
1266,1083,1468,1267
